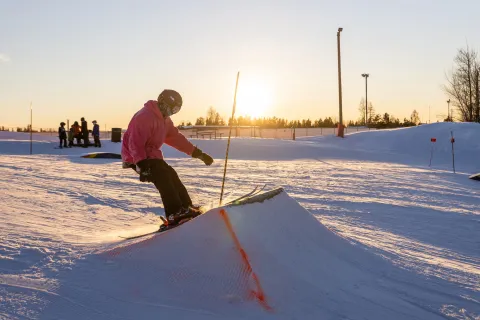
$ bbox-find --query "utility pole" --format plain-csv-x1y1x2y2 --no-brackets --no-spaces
362,73,369,125
337,27,344,137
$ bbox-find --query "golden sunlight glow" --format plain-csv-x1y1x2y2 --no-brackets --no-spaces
236,80,273,118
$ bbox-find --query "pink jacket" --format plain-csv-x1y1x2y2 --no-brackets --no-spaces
121,100,195,164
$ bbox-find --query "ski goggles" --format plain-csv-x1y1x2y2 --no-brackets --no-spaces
163,103,181,116
170,104,181,115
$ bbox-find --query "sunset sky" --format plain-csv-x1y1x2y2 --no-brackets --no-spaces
1,0,479,129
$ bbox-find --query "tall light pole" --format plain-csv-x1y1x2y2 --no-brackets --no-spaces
362,73,369,125
447,99,451,121
337,27,343,137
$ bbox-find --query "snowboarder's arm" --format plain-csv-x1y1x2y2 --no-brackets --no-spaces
165,119,195,155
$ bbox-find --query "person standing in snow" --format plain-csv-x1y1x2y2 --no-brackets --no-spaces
67,124,75,147
80,117,89,148
58,122,67,148
121,89,213,226
92,120,101,147
73,121,81,145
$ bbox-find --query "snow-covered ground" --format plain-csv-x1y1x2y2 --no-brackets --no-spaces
0,122,479,319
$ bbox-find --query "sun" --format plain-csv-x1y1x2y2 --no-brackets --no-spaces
236,81,273,118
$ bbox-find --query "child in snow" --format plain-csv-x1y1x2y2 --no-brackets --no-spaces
92,120,101,147
73,121,81,145
58,122,67,148
68,125,75,147
121,89,213,226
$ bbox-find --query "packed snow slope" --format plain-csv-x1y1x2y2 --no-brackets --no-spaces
37,190,474,320
3,122,479,172
0,122,479,319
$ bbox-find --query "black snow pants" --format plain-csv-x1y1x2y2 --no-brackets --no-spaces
59,137,67,148
93,135,101,147
132,159,192,217
75,134,81,145
82,132,89,147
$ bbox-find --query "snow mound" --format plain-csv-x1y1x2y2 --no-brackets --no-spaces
38,189,469,319
304,122,480,172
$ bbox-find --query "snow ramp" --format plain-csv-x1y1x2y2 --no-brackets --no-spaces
39,189,452,320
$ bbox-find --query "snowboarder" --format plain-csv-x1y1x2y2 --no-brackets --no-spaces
80,117,89,148
92,120,101,147
58,122,67,148
121,89,213,226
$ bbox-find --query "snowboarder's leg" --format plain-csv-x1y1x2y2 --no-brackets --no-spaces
164,162,193,208
151,160,184,218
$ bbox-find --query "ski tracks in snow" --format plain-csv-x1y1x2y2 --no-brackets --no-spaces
0,153,479,319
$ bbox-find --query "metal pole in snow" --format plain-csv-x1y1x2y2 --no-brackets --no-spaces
429,144,434,167
219,71,240,206
451,131,456,173
29,102,33,155
429,138,436,167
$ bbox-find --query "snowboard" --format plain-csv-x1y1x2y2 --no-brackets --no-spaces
121,185,266,240
121,207,207,240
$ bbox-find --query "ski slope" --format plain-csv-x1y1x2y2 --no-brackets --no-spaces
0,122,479,319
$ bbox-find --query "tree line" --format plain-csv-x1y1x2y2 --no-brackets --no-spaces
355,99,420,128
180,103,420,129
0,126,56,133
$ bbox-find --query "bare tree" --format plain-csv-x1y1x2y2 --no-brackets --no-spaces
411,110,420,125
444,46,480,122
206,106,216,125
358,98,366,125
475,68,480,121
367,102,375,124
205,106,225,125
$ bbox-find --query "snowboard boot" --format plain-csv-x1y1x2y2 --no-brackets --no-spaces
188,205,204,215
166,207,202,226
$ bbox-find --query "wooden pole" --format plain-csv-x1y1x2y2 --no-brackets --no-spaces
220,72,240,206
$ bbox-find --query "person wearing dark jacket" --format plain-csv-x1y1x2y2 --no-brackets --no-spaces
58,122,67,148
81,117,89,148
92,120,101,147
